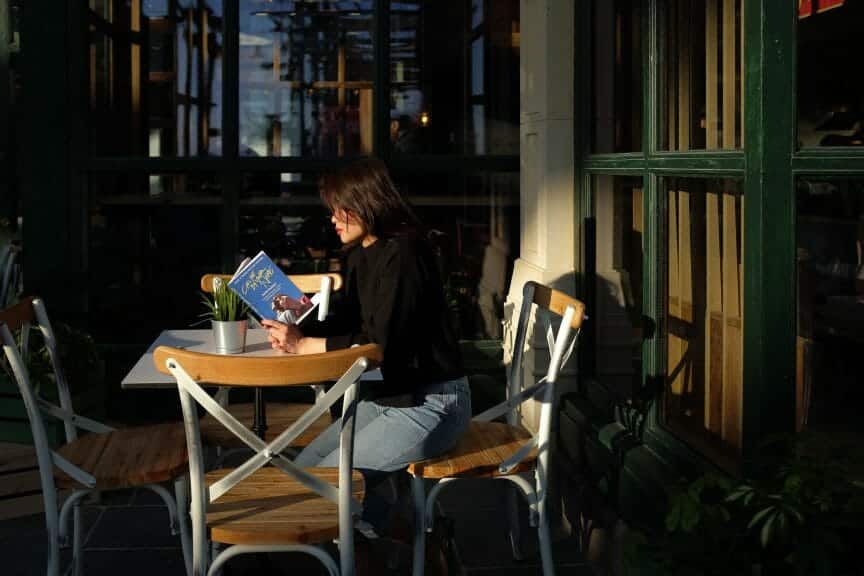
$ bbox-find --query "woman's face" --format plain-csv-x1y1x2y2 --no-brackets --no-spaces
331,207,367,245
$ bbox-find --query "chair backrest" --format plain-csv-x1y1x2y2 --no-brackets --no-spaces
497,281,585,476
154,343,382,575
202,272,342,325
200,272,343,294
0,297,109,549
0,296,86,444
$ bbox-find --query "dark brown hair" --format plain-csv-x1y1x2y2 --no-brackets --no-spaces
319,158,421,239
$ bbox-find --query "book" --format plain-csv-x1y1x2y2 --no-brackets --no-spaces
227,251,317,323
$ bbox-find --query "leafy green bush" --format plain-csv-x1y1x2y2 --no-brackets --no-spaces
625,431,864,576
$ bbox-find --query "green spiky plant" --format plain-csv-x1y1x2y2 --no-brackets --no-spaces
200,278,248,322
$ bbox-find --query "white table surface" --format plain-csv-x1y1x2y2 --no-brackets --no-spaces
121,329,381,389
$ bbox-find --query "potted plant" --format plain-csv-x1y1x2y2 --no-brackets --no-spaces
201,277,249,354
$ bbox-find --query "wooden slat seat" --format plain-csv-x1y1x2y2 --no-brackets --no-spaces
204,467,364,545
407,421,537,479
199,402,331,448
54,422,188,490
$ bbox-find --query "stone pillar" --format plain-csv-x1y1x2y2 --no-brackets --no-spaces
509,0,577,431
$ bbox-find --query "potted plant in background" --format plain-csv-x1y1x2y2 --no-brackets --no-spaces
201,277,249,354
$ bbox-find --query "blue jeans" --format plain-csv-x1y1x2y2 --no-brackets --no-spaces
294,376,472,476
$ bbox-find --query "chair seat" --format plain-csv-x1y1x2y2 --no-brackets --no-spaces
199,402,332,448
407,421,537,479
204,467,365,546
54,422,188,490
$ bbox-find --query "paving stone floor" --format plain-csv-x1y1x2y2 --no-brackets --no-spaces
1,478,594,575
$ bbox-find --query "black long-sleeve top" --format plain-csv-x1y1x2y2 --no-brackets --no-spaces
307,233,464,396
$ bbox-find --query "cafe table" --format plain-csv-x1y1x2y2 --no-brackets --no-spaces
121,328,381,439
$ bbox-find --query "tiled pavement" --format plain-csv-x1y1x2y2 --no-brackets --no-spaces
1,478,594,575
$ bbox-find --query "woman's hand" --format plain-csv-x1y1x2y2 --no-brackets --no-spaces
261,319,304,354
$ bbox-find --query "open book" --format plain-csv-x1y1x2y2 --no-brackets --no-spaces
227,251,320,324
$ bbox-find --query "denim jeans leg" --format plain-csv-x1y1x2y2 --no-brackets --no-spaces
293,398,387,467
313,376,471,473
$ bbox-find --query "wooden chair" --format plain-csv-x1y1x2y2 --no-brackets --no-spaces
198,272,343,450
408,281,586,576
0,297,191,576
153,342,382,576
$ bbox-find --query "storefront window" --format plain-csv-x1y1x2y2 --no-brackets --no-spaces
592,176,644,397
591,0,642,154
390,0,518,155
797,1,863,148
88,0,224,156
239,0,374,158
796,178,864,431
393,171,518,338
660,0,743,151
88,174,224,342
663,177,744,461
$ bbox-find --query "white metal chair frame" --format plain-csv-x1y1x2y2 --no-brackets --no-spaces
164,348,374,576
410,281,583,576
0,298,192,576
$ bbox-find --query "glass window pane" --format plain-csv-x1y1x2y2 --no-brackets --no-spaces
238,171,336,271
90,172,221,204
660,0,743,151
392,172,519,338
797,2,864,148
238,204,337,273
796,178,864,431
239,0,374,158
88,178,224,343
663,177,744,462
234,170,519,339
390,1,519,155
592,176,644,397
591,0,643,153
88,0,224,156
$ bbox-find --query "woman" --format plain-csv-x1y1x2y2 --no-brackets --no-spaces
261,158,470,491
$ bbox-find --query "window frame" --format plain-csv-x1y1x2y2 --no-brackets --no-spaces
575,0,854,469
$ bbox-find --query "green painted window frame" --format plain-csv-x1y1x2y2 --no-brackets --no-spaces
576,0,864,469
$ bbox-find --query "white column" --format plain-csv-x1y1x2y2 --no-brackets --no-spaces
508,0,577,432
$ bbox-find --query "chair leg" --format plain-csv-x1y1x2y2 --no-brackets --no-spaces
537,498,555,576
72,502,83,576
507,485,525,560
411,475,427,576
45,506,61,576
175,476,193,576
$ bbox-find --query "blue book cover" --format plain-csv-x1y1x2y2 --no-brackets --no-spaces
227,251,315,323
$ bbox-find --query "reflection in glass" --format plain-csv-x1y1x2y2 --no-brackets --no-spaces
796,179,864,432
660,0,743,151
233,170,519,339
592,176,643,397
393,172,518,338
240,172,321,201
663,178,744,460
797,2,864,148
88,201,223,343
90,172,221,203
238,204,336,274
591,0,642,153
88,0,224,156
390,1,518,155
239,0,373,158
